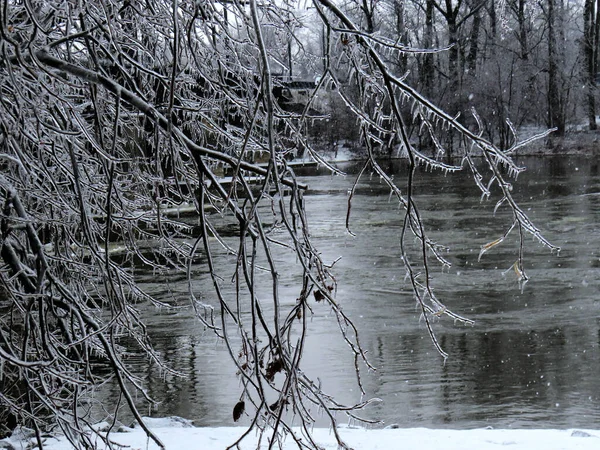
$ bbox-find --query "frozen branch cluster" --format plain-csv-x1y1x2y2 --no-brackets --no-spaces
0,1,556,449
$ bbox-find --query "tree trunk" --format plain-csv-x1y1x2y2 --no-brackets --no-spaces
489,0,497,41
516,0,529,60
423,0,435,97
447,9,459,87
584,0,597,130
394,0,409,73
361,0,376,33
547,0,565,135
467,8,481,74
595,0,600,74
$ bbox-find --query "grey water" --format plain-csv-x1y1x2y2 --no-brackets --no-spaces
102,156,600,430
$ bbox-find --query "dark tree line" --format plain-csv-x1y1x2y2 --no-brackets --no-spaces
301,0,595,147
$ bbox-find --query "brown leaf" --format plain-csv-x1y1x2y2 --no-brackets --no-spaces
269,400,279,411
233,401,245,422
313,290,325,302
270,398,289,412
265,358,283,382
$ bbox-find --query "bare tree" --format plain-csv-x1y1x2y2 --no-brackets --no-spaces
546,0,565,135
583,0,600,130
431,0,485,92
0,1,557,449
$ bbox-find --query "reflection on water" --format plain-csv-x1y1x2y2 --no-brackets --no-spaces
100,157,600,429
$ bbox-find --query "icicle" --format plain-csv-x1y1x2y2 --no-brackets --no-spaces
478,237,504,261
494,197,507,215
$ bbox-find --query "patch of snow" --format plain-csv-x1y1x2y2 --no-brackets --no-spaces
5,420,599,450
571,430,594,438
0,441,15,450
132,416,196,429
1,426,36,450
89,422,111,433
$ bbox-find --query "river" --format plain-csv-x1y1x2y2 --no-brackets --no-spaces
98,156,600,430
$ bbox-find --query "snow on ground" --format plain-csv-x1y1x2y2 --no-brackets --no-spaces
3,417,599,450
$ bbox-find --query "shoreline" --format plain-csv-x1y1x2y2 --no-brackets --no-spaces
304,130,600,161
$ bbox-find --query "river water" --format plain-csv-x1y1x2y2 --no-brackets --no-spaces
101,156,600,430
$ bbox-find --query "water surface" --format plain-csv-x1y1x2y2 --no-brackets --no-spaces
102,156,600,430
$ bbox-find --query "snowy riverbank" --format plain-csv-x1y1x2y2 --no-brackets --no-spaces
3,417,599,450
306,129,600,160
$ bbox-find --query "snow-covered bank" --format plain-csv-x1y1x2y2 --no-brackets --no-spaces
305,129,600,160
4,418,599,450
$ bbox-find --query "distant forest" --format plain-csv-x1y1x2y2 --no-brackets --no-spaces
281,0,600,150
